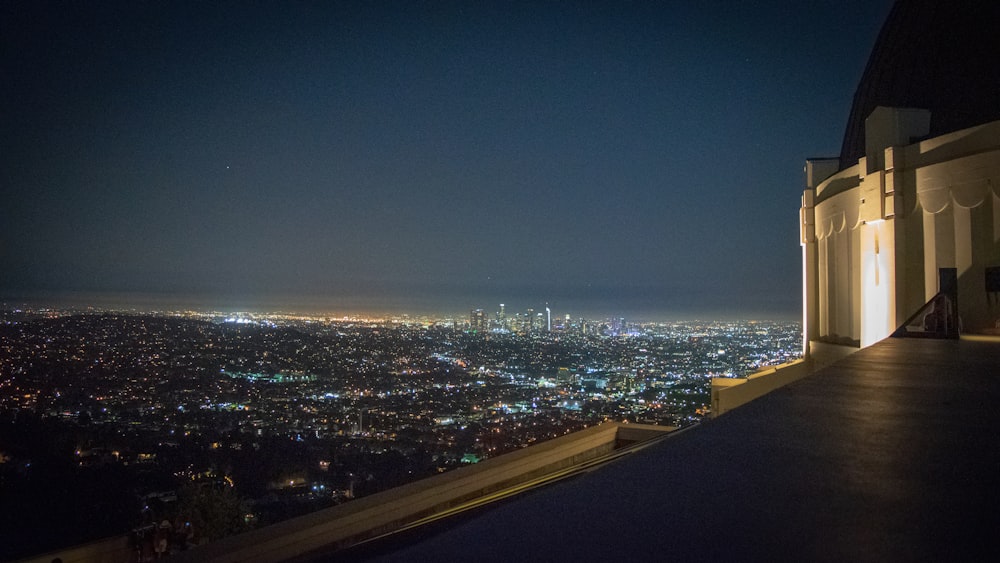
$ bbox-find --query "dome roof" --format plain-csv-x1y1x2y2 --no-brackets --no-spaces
839,1,1000,169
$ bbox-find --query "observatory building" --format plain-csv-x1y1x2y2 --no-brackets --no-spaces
800,0,1000,351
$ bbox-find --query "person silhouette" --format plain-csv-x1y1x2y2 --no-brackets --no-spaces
922,294,952,334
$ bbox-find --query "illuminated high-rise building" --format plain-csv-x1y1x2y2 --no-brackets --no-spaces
469,309,487,333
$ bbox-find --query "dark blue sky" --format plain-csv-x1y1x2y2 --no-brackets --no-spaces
1,1,892,319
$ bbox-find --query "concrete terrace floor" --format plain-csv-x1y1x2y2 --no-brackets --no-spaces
349,337,1000,562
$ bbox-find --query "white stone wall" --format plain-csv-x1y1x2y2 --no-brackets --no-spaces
804,114,1000,346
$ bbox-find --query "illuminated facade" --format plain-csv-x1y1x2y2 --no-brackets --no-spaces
800,1,1000,352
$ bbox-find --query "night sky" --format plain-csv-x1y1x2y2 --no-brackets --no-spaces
1,1,892,319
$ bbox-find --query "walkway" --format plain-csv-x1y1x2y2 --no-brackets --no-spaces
355,337,1000,562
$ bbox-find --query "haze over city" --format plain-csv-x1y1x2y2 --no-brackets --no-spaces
2,1,892,318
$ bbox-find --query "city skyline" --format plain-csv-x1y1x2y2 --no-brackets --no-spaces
2,1,892,319
0,291,800,324
0,305,800,559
